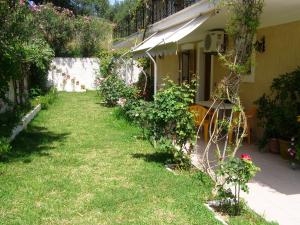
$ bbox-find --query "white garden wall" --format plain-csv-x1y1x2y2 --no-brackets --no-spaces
48,58,100,92
114,59,143,85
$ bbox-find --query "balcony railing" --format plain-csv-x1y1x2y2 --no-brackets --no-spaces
114,0,198,39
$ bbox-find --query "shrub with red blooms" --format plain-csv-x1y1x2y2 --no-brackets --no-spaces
216,154,260,215
240,153,252,161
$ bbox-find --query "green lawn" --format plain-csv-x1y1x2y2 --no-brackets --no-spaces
0,92,272,224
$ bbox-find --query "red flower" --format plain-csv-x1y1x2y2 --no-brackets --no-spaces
241,154,252,161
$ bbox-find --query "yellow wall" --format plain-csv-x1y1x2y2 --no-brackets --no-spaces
157,54,179,88
212,20,300,139
213,20,300,109
241,20,300,108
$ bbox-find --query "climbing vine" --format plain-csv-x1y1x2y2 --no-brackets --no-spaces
197,0,264,190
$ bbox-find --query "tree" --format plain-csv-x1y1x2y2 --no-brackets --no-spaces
34,0,110,17
0,1,54,104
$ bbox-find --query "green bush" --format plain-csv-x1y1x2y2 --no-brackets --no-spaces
121,80,196,169
75,16,112,57
216,154,260,215
145,81,196,148
256,67,300,146
0,137,11,155
31,88,58,109
98,75,138,106
98,74,196,169
0,2,54,101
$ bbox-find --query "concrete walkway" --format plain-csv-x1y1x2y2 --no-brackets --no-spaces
193,142,300,225
239,145,300,225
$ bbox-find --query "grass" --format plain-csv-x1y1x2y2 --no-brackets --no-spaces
0,92,274,224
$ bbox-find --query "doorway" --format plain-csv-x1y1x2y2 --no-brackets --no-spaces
204,53,212,100
181,51,190,83
197,48,213,102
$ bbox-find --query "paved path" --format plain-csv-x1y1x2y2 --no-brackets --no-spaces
193,142,300,225
240,145,300,225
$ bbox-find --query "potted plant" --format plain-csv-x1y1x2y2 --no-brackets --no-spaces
255,94,280,153
256,68,300,158
288,137,300,169
277,104,298,159
271,70,300,159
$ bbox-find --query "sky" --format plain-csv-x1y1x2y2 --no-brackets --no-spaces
109,0,123,5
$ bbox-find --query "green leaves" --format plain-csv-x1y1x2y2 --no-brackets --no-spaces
98,74,139,107
99,77,197,169
217,156,260,214
0,137,11,155
0,2,54,100
139,80,196,167
256,68,300,144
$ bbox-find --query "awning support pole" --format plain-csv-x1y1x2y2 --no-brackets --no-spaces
146,52,157,95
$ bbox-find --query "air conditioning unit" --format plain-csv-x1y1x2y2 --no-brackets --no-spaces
204,31,225,53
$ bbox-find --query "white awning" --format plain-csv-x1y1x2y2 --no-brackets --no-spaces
133,15,210,53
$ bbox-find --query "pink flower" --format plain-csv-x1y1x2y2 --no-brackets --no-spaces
19,0,25,5
241,154,252,161
117,98,127,107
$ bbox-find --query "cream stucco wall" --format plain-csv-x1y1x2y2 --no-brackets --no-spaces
157,54,179,89
241,20,300,108
213,20,300,109
211,20,300,139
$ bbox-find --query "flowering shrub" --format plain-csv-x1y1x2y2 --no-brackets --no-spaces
33,3,112,57
288,137,300,163
0,1,54,102
98,76,196,169
98,48,128,78
145,81,196,150
125,80,196,169
216,154,260,215
98,75,138,107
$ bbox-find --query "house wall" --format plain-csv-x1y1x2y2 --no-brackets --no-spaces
157,54,179,89
212,20,300,139
213,20,300,109
241,20,300,108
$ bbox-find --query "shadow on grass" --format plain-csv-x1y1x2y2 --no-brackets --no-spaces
0,126,70,164
131,152,173,165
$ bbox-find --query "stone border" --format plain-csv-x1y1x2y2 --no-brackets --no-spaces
165,164,178,175
204,202,228,225
9,104,41,142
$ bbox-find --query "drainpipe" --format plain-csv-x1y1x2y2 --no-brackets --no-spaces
146,52,157,95
118,32,159,85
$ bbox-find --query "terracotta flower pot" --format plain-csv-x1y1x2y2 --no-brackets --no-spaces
279,139,291,160
269,138,280,154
